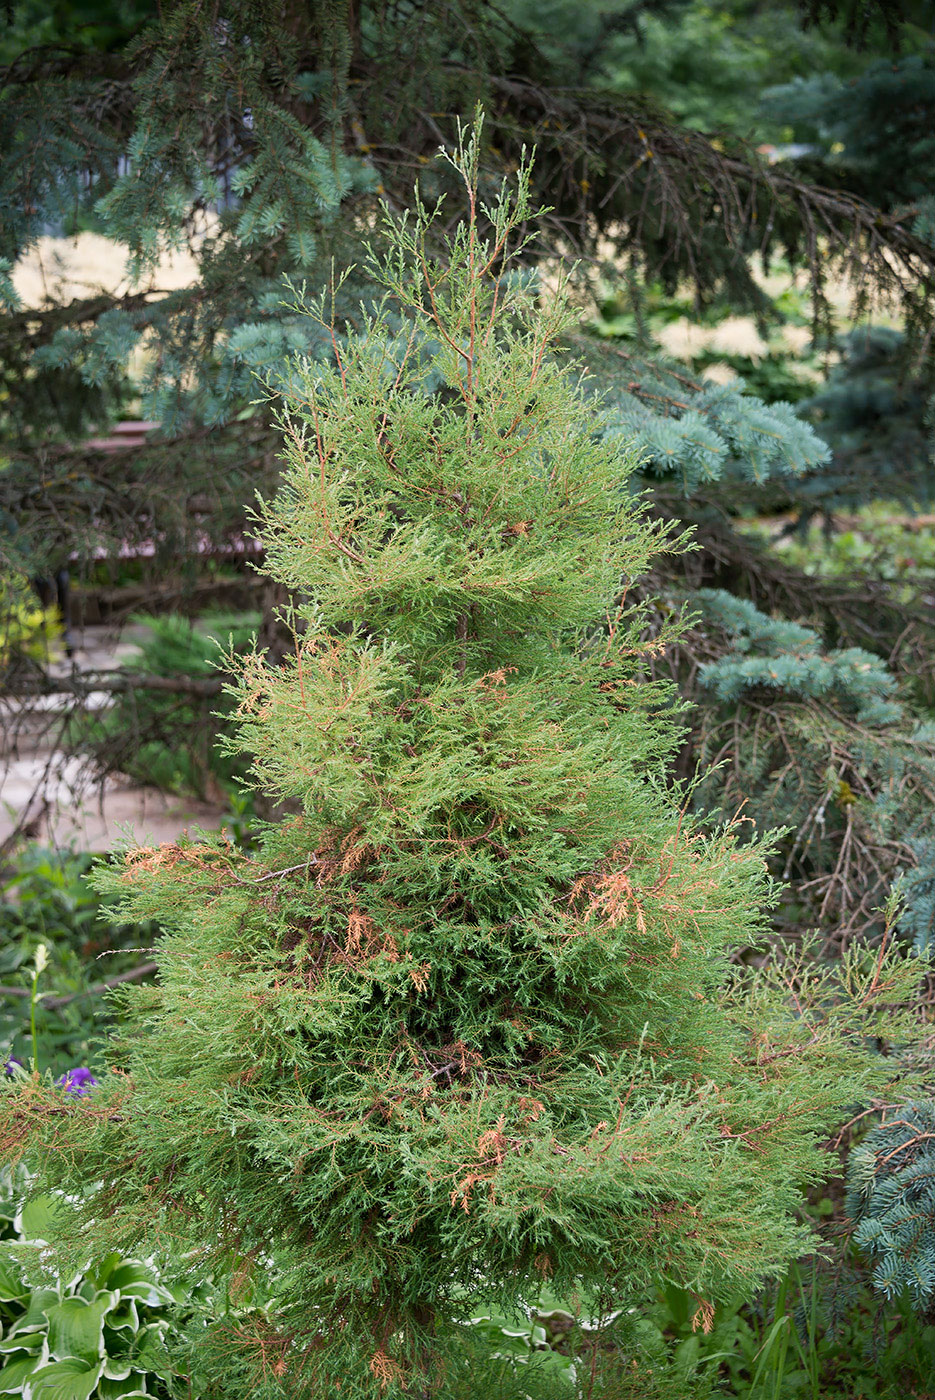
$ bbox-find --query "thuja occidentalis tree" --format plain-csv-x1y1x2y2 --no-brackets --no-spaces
0,124,922,1400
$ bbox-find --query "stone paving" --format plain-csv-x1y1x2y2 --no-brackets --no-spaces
1,624,228,852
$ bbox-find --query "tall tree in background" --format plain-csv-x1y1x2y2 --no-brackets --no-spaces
1,0,932,576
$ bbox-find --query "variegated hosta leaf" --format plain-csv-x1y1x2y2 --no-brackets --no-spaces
0,1339,47,1395
6,1287,61,1337
26,1356,104,1400
15,1196,65,1244
0,1171,193,1398
45,1294,115,1364
0,1252,27,1303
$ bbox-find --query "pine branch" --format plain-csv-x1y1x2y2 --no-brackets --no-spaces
471,73,935,325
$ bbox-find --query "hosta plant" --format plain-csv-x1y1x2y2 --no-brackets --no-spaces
0,1165,186,1399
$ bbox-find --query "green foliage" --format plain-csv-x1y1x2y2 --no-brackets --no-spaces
598,0,870,137
794,327,935,513
687,588,935,945
0,572,59,672
694,589,899,720
767,502,935,593
0,1164,190,1400
847,1103,935,1312
0,2,152,67
0,127,924,1400
583,340,830,491
763,54,935,213
633,1263,935,1398
0,847,157,1079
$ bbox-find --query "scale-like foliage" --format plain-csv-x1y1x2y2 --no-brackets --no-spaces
0,130,922,1399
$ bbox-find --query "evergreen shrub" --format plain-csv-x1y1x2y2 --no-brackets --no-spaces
0,126,921,1400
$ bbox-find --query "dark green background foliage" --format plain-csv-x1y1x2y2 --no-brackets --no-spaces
2,0,932,576
685,588,935,949
0,847,158,1078
65,613,259,799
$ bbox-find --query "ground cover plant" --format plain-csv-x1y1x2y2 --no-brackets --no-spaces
0,1163,191,1399
0,127,924,1400
0,571,59,675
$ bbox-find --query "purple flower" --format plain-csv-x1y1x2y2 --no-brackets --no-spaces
57,1067,98,1097
3,1057,22,1077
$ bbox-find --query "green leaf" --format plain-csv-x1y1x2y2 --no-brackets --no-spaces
8,1288,60,1337
105,1262,174,1306
45,1294,114,1363
0,1347,45,1394
130,1323,171,1377
0,1330,44,1354
102,1295,139,1333
83,1254,122,1292
98,1378,150,1398
0,1249,28,1301
26,1357,104,1400
15,1196,64,1243
0,1164,31,1221
100,1352,132,1381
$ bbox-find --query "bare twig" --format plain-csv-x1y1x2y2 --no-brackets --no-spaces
0,960,158,1011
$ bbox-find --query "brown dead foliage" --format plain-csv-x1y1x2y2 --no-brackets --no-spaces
406,957,430,992
122,839,234,880
312,825,379,884
560,825,729,962
370,1349,407,1389
475,666,518,689
691,1297,715,1334
567,841,647,933
345,904,399,964
450,1113,529,1213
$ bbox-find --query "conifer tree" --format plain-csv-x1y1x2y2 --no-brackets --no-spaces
0,125,920,1400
